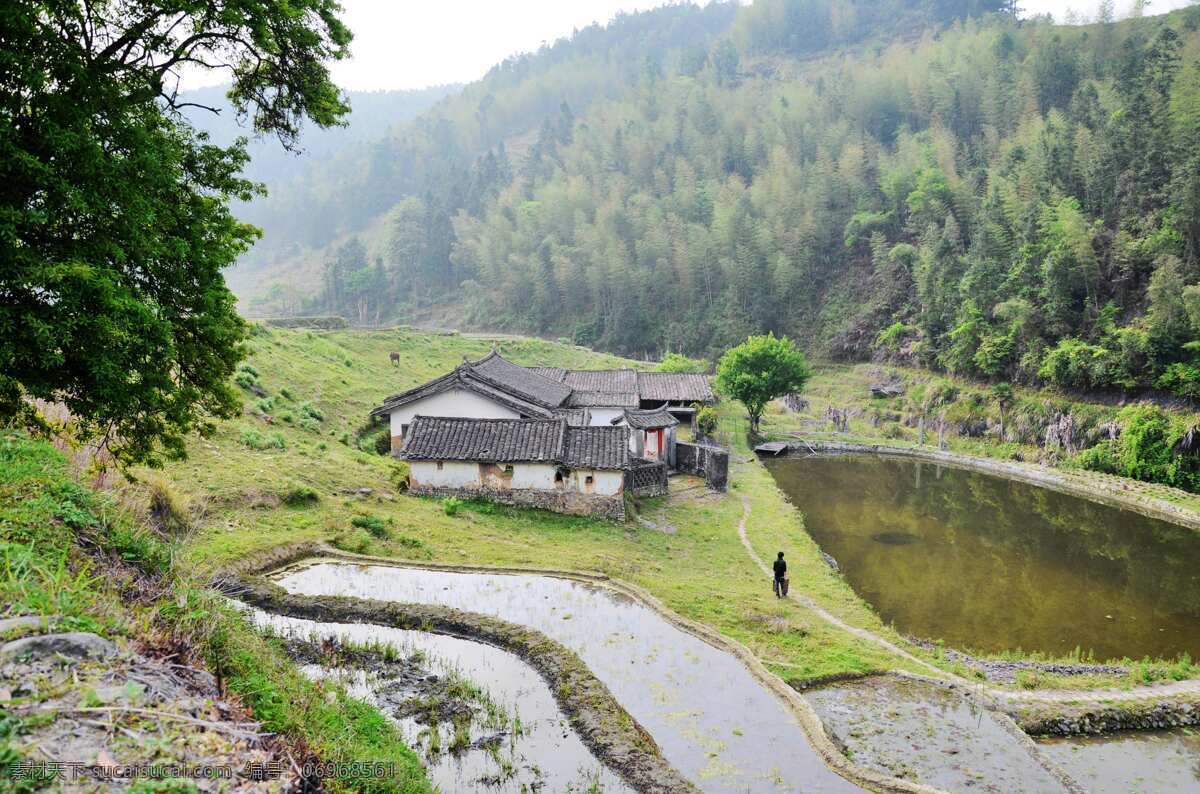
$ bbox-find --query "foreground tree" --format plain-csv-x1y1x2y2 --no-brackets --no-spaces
0,1,351,466
716,334,812,433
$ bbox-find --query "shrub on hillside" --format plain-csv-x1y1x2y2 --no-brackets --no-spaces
145,476,190,536
234,365,262,393
351,515,390,539
282,486,319,506
240,427,286,451
658,353,709,373
1038,339,1113,390
1075,404,1200,492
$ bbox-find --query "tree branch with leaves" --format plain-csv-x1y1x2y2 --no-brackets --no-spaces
0,0,351,466
715,334,812,434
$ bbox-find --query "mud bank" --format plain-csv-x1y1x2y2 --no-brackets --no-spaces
767,440,1200,532
226,566,695,794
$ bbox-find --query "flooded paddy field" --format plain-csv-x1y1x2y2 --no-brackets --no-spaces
246,608,633,793
271,561,866,793
804,675,1070,794
1037,727,1200,793
764,454,1200,661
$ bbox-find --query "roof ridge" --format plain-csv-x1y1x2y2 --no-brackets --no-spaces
410,415,559,425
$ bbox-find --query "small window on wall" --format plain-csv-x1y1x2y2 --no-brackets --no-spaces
503,464,514,477
585,474,595,485
436,462,444,471
555,467,568,483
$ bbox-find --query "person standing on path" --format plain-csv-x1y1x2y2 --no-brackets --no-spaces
773,552,788,598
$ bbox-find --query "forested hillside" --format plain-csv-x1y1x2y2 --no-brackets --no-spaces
249,0,1200,398
180,82,459,283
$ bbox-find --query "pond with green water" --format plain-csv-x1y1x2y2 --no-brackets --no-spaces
764,454,1200,661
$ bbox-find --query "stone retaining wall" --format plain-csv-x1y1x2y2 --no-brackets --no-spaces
409,484,625,520
675,442,729,492
1013,696,1200,736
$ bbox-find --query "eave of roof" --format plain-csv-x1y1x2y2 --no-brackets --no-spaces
566,391,640,408
402,416,629,470
613,408,679,429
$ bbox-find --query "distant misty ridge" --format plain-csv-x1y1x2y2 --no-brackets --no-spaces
177,82,461,183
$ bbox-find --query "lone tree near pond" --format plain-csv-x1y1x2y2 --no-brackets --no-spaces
716,334,812,434
0,0,351,466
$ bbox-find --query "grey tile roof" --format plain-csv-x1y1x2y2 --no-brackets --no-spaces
403,416,630,470
553,408,592,426
615,408,679,429
369,366,556,419
371,354,714,421
529,367,567,382
562,426,630,470
635,372,715,403
470,352,572,408
563,369,637,393
566,391,640,408
401,417,565,463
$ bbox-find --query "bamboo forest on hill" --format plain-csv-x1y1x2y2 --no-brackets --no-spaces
239,1,1200,399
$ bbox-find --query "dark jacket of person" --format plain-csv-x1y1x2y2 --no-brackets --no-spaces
773,557,787,580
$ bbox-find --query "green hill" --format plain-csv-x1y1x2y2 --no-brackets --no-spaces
238,1,1200,404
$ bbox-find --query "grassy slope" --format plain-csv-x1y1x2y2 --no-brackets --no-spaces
0,434,430,793
157,328,1199,695
163,327,929,687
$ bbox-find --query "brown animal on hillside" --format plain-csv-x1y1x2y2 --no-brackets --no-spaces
389,352,400,366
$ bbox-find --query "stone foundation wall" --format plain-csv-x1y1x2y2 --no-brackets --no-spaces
410,484,625,520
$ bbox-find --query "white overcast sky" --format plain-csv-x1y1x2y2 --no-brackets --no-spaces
185,0,1197,93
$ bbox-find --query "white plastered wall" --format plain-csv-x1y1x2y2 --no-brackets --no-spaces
512,463,557,490
569,468,624,496
410,461,481,488
389,389,522,437
587,407,625,427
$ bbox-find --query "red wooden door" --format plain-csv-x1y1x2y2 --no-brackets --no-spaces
646,429,662,459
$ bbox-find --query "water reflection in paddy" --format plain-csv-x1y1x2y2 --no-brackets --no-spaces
805,675,1068,793
1038,728,1200,793
764,454,1200,661
245,608,632,793
274,562,865,793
